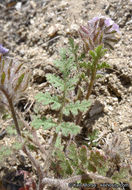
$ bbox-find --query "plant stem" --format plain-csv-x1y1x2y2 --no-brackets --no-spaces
86,59,98,100
43,77,67,173
8,98,21,136
76,58,98,125
0,86,21,136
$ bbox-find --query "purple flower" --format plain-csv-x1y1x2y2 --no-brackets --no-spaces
79,16,121,51
0,44,9,55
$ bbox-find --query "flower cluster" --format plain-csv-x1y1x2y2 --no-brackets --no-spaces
79,16,120,52
0,56,30,107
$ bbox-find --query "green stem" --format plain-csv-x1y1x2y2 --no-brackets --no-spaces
8,98,21,136
86,60,97,100
76,58,98,125
43,79,67,173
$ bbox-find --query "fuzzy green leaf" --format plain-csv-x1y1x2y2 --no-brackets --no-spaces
55,135,64,150
112,167,130,182
69,37,75,50
68,142,79,167
6,125,17,135
12,142,23,150
46,73,64,91
95,44,103,56
66,76,79,90
0,146,12,162
63,100,91,116
97,62,110,70
55,149,73,177
35,92,61,110
89,50,96,59
79,145,88,164
32,116,57,130
54,49,74,73
56,122,81,136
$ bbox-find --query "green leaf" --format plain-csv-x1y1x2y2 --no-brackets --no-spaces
55,135,64,150
32,116,57,130
66,76,79,90
80,61,92,70
95,44,103,56
46,73,64,91
35,92,61,110
89,50,96,59
6,125,17,135
54,49,75,74
55,148,66,161
12,142,22,150
97,62,110,70
69,37,75,50
55,148,73,177
56,122,81,136
0,146,12,162
79,145,88,164
112,167,130,182
68,142,79,167
63,100,91,116
89,150,108,176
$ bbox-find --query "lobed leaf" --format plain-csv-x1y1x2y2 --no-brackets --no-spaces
68,142,79,167
35,92,61,110
63,100,91,116
46,74,64,91
31,116,57,130
56,122,81,136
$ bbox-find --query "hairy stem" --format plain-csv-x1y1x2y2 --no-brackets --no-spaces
0,86,21,136
76,58,98,125
42,173,114,190
43,77,67,174
86,59,98,100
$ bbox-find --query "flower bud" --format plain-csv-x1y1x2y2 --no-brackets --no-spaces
0,44,9,55
0,56,30,108
79,16,121,52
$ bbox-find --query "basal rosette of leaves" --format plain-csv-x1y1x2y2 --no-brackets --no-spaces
52,142,131,184
79,16,121,51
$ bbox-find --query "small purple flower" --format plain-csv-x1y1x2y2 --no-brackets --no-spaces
79,16,121,52
0,44,9,55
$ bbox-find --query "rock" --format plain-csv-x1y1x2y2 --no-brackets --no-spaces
15,2,22,11
89,100,104,117
33,69,46,84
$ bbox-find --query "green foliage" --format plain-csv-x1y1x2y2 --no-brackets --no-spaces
53,142,131,184
56,122,80,136
35,92,61,110
0,146,12,162
6,125,17,135
53,143,109,179
111,167,131,183
32,116,57,130
63,100,91,116
86,129,99,147
0,141,22,164
89,150,109,176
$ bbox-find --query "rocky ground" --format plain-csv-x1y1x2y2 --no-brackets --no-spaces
0,0,132,189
